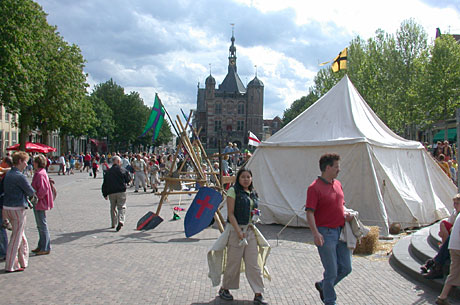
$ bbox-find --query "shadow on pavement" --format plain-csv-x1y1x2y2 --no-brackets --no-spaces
256,223,311,244
191,297,255,304
51,228,110,244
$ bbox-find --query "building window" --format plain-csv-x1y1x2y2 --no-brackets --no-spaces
5,131,9,149
238,103,244,114
0,131,3,152
0,107,2,121
215,103,222,114
5,112,9,121
214,121,221,132
237,121,244,131
12,131,17,145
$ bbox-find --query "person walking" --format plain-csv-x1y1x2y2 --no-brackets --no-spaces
83,153,91,172
31,154,54,256
58,154,66,175
101,156,131,231
91,157,99,178
3,151,35,273
217,168,269,305
306,153,353,305
132,154,147,193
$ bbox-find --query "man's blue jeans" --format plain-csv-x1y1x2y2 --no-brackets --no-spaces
317,226,352,305
33,209,50,252
0,208,7,258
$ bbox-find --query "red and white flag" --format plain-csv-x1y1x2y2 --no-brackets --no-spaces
248,131,261,147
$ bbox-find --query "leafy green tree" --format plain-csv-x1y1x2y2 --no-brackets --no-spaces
0,0,92,149
422,34,460,140
282,19,435,140
393,19,427,138
33,35,89,145
0,0,49,147
87,95,115,139
91,79,173,151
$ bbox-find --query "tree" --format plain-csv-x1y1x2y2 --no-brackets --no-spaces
91,79,173,151
281,19,435,140
422,34,460,140
0,0,49,148
87,95,115,139
33,36,90,145
0,0,92,149
393,19,427,139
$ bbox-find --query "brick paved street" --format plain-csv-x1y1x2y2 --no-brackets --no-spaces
0,171,457,304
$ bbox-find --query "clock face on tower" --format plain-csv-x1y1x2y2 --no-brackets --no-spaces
230,58,235,66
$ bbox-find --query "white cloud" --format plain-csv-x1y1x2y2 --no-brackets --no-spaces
36,0,460,125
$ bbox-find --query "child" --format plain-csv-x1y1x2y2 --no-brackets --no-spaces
65,158,71,175
69,156,75,174
92,158,99,179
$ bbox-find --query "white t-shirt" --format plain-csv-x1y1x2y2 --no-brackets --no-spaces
449,212,460,250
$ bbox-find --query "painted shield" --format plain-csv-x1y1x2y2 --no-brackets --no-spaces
184,187,222,238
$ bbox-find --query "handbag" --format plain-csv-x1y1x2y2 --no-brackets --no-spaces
49,178,57,200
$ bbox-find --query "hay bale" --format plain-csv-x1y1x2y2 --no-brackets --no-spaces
353,226,379,255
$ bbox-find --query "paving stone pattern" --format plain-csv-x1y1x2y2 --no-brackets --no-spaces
0,171,456,304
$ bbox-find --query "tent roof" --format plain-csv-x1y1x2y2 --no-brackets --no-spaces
263,76,422,149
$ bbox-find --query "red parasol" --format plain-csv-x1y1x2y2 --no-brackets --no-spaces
6,142,57,153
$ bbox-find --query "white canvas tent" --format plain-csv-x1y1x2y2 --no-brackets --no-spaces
247,76,456,234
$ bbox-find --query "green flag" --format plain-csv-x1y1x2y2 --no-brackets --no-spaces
140,94,165,142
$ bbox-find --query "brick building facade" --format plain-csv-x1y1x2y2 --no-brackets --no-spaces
196,33,264,150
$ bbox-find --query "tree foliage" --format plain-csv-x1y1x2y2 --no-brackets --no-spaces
0,0,92,148
91,79,173,151
282,19,460,141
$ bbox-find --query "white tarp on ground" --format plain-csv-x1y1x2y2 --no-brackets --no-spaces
247,76,455,234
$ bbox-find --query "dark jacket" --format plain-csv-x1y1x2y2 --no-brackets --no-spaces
101,164,131,197
232,188,259,225
3,167,35,208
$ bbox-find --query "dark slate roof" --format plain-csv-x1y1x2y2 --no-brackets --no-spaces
248,76,264,87
217,67,246,94
205,74,216,85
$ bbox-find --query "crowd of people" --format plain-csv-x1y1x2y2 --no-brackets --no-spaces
427,140,458,183
7,140,458,304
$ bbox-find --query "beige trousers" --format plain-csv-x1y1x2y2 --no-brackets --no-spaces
4,208,28,272
222,227,264,293
109,192,127,227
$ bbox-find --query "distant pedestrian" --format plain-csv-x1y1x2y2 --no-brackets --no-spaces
132,154,147,192
3,151,35,273
58,154,66,175
83,153,91,172
306,153,353,305
101,156,131,231
31,154,54,256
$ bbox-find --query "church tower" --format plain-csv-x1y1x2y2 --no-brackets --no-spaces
196,29,264,150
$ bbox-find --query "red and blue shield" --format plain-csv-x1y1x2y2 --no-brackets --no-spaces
184,187,222,238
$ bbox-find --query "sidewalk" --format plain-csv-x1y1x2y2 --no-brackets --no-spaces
0,171,453,304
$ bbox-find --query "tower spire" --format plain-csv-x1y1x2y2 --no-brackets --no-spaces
228,23,237,72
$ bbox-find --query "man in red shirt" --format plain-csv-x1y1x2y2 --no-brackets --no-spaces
306,153,352,305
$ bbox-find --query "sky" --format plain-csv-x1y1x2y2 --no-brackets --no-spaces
34,0,460,123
